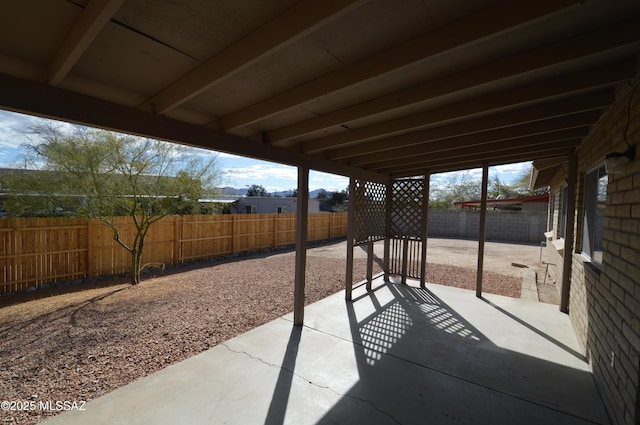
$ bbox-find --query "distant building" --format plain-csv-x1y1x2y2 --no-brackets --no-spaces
235,196,320,214
198,196,320,214
453,194,549,212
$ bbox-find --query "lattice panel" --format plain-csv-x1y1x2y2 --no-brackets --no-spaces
353,179,387,245
390,178,424,239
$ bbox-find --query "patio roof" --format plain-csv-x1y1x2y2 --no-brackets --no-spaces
42,280,609,425
1,0,639,182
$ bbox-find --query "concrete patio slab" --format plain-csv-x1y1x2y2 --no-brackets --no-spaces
43,279,609,425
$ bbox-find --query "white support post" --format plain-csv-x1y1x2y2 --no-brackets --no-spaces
294,165,309,326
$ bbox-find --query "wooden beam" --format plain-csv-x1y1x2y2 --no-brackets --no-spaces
383,181,392,282
420,171,430,288
307,59,632,156
220,0,579,131
476,164,489,298
328,91,611,160
389,148,576,178
142,0,363,114
560,154,577,313
364,128,587,171
349,115,594,167
294,166,309,325
382,144,577,175
410,155,570,178
534,157,568,170
366,240,374,291
0,73,390,185
268,20,640,145
345,177,356,300
48,0,125,86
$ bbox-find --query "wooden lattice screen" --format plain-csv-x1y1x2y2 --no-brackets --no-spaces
389,178,425,280
353,179,387,246
390,178,424,238
349,177,426,288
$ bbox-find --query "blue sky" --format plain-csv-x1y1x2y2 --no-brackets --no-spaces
0,109,531,193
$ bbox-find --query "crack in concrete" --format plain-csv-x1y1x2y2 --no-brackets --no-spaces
220,342,403,425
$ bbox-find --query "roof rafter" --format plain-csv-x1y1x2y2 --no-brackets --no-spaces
534,157,567,170
140,0,364,115
303,61,631,155
358,125,590,169
326,91,612,160
48,0,125,86
364,129,586,171
0,73,389,184
388,146,577,177
267,18,640,146
219,0,580,131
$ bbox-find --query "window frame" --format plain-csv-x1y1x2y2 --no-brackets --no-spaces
560,185,568,238
581,163,607,266
549,192,556,231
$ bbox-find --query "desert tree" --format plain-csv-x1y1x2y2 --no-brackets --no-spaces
5,123,222,284
246,184,268,197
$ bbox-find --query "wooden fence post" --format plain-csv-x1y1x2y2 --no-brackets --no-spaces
14,227,22,290
272,214,277,249
87,219,96,278
232,214,237,254
401,238,409,284
173,215,181,265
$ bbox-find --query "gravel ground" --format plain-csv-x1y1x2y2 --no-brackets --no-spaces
0,242,519,424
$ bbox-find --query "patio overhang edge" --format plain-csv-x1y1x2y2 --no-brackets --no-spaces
0,73,390,186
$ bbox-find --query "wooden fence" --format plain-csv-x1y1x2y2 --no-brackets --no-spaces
0,212,348,293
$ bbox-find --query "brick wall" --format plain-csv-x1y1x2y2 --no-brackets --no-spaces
546,83,640,425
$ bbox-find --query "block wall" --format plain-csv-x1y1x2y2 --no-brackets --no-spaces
428,210,547,243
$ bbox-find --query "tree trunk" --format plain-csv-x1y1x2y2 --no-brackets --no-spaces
129,231,146,285
130,248,142,285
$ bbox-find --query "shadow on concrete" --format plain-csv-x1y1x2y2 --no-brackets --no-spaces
481,297,586,362
312,281,608,425
264,326,303,425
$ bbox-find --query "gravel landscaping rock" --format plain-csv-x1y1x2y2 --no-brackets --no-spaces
0,242,519,424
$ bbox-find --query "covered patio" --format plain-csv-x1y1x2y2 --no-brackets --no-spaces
2,0,640,422
44,278,607,425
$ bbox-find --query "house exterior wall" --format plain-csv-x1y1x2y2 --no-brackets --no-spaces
545,85,640,425
235,197,320,214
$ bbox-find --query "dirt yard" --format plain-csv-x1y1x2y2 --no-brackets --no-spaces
0,237,550,424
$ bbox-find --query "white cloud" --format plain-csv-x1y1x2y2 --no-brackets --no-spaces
0,110,37,149
491,161,532,177
227,164,297,180
309,171,348,191
0,111,79,167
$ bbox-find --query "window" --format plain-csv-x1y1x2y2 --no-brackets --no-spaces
582,165,607,266
560,186,568,238
245,204,257,214
276,206,287,214
549,193,556,231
